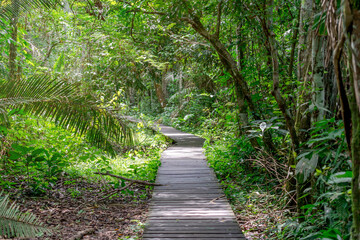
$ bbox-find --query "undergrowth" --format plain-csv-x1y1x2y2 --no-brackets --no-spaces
1,115,167,192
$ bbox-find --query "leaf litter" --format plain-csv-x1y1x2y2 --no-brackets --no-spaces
1,174,153,240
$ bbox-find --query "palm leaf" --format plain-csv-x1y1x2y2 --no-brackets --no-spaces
0,75,135,154
0,191,52,238
0,0,59,20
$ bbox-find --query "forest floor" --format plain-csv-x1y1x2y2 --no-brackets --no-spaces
4,174,151,240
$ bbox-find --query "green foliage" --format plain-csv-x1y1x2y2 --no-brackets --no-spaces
53,51,65,73
0,75,135,154
0,191,51,238
270,119,352,240
0,0,59,21
1,115,165,197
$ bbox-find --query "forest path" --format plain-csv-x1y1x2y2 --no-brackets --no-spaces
143,123,246,240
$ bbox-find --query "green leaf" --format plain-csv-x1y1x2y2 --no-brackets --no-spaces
9,151,22,160
296,153,319,183
32,148,47,157
0,191,52,238
328,171,352,184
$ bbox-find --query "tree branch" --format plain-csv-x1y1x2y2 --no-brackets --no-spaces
127,8,166,16
130,12,140,43
334,35,352,151
169,33,211,48
41,42,59,66
69,228,95,240
94,171,164,186
98,182,134,201
180,0,195,17
214,1,222,38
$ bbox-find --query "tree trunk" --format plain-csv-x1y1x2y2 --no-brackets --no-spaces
295,0,314,143
311,36,326,122
350,90,360,240
323,60,337,118
162,65,169,99
261,20,299,150
235,22,249,135
185,17,257,119
8,0,19,81
349,3,360,239
186,15,278,152
288,8,300,78
257,0,300,208
297,0,313,81
154,81,167,108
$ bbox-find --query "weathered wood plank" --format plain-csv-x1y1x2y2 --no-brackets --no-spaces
143,238,245,240
145,230,241,234
145,226,240,230
145,220,238,225
143,233,245,238
153,190,223,194
147,216,236,220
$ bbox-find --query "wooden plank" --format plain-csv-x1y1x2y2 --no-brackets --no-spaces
156,180,218,184
149,206,231,210
155,186,222,191
152,193,224,199
145,230,241,234
154,190,223,194
143,238,245,240
155,183,221,188
156,176,216,180
144,220,238,225
149,211,235,217
157,172,214,175
147,216,236,220
143,233,245,238
145,226,240,230
149,201,229,206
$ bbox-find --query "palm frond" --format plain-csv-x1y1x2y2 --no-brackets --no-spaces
0,191,51,238
0,0,59,20
0,75,135,154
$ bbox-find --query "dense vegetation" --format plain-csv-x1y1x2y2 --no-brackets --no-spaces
0,0,360,239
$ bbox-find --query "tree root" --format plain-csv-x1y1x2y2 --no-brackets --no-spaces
68,228,95,240
94,171,164,186
98,182,134,202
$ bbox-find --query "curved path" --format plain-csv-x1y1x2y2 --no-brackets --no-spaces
143,124,246,240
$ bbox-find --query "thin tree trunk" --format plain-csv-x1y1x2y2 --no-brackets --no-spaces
154,81,167,108
295,0,314,143
235,22,249,135
257,0,300,208
311,36,326,122
297,0,313,81
162,65,169,99
349,3,360,239
8,0,19,81
184,17,257,119
260,16,299,150
288,8,300,78
350,86,360,240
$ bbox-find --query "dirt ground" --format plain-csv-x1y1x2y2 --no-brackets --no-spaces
1,175,152,240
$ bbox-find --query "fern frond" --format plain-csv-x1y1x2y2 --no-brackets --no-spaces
0,191,51,238
0,75,135,154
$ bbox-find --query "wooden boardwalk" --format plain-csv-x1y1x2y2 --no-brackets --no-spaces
143,124,245,240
